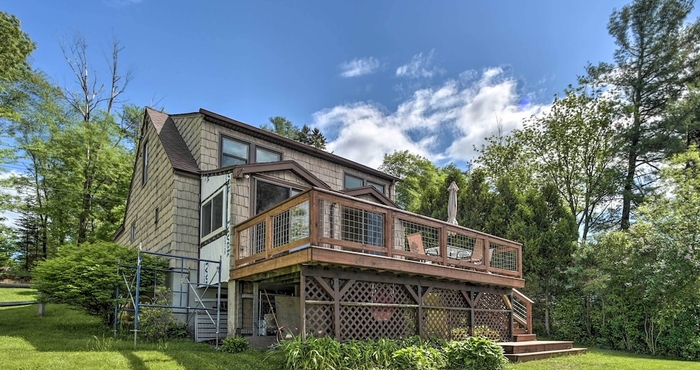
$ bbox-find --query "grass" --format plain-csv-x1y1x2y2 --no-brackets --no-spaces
507,349,700,370
0,288,284,370
2,287,700,369
0,286,37,302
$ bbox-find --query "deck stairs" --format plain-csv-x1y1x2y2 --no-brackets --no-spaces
501,289,587,362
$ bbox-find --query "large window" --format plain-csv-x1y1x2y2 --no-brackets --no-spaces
201,192,224,237
220,135,282,167
344,174,387,194
222,137,249,166
255,179,301,215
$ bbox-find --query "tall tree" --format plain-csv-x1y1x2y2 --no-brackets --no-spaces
521,83,621,240
295,124,327,150
0,11,35,121
60,35,134,244
595,0,700,229
379,150,444,211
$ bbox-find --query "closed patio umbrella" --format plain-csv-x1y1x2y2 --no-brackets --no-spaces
447,181,459,225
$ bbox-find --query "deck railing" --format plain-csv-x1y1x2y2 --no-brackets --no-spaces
512,289,533,334
234,188,522,279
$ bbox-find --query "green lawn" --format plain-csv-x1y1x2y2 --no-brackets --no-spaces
2,287,700,370
0,286,37,302
0,288,284,370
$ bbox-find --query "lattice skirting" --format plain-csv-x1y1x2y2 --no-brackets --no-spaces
302,266,513,342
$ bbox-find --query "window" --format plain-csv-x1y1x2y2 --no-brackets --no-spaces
344,174,364,189
154,207,159,225
221,137,249,166
130,222,136,242
255,147,281,163
201,192,224,237
142,141,149,185
255,180,301,215
220,135,282,167
344,174,387,195
367,181,385,194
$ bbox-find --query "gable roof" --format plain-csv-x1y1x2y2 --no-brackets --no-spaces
196,108,401,183
146,108,199,175
201,160,331,189
341,186,399,208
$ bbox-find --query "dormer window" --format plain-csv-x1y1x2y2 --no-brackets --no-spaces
222,137,249,166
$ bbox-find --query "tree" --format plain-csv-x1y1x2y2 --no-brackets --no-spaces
261,116,298,139
59,34,134,244
379,150,444,211
33,242,167,325
594,0,700,229
0,11,35,121
521,83,621,240
295,124,327,150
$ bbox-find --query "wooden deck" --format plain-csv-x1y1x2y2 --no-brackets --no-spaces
231,246,524,288
232,188,524,288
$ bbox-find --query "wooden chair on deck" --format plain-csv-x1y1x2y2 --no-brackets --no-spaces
406,232,425,255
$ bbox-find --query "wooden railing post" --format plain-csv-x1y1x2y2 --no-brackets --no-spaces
517,245,523,279
308,191,319,247
264,214,272,260
526,299,533,334
484,238,491,274
384,209,393,258
440,226,448,266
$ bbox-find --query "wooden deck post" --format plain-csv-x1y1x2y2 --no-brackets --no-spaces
384,209,393,258
308,191,319,246
299,272,306,340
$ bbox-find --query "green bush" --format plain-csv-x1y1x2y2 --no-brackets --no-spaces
391,345,446,370
33,242,167,325
220,336,251,353
282,335,341,370
445,337,508,370
139,287,188,341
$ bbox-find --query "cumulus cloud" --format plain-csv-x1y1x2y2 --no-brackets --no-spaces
396,50,444,79
313,67,549,168
339,57,381,78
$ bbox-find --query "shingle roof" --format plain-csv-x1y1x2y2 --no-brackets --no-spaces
146,107,199,174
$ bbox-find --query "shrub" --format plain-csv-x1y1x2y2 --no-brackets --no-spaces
220,336,251,354
445,337,508,370
281,335,341,370
473,325,501,341
33,242,167,325
139,287,188,341
392,345,446,370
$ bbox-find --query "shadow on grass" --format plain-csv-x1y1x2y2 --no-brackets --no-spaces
0,304,285,370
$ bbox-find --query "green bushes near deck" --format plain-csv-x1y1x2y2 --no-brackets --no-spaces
280,335,508,370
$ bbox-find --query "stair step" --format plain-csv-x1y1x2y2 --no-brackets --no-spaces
505,347,587,363
512,327,528,334
499,340,573,354
513,334,536,342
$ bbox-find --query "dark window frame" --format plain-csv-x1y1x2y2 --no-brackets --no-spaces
130,222,136,242
343,172,387,195
252,177,303,217
201,191,225,237
219,133,283,168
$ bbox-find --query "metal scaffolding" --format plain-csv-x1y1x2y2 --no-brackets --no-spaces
114,250,223,348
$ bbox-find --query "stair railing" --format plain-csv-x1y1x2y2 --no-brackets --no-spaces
512,289,533,334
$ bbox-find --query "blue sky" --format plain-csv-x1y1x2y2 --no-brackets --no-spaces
5,0,688,169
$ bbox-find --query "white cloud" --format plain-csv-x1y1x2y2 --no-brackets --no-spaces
313,67,549,168
396,50,444,79
339,57,381,78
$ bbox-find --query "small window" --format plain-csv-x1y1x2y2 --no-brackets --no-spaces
255,147,281,163
130,222,136,242
344,174,364,189
202,192,224,237
154,207,159,225
367,180,385,194
142,141,149,185
221,137,249,167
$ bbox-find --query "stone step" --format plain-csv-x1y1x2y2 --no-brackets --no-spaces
512,333,536,342
499,340,573,354
505,347,588,363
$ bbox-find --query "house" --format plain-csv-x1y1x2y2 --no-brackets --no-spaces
115,107,535,346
